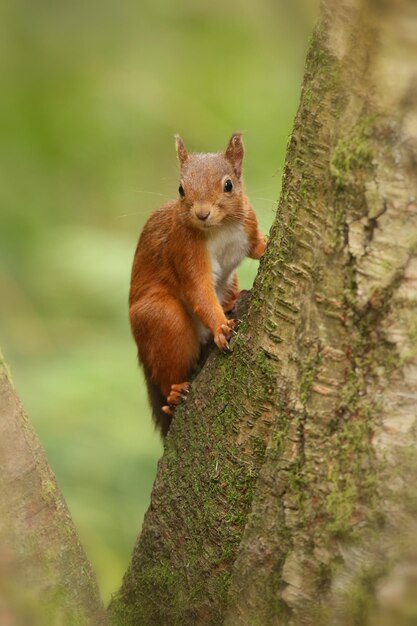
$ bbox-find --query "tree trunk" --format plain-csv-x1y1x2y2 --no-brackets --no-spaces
0,352,106,625
111,0,417,624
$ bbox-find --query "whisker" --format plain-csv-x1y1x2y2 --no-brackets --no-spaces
116,211,150,218
222,213,245,225
132,189,171,198
252,196,278,203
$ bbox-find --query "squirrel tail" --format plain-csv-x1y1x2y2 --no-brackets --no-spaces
143,367,171,438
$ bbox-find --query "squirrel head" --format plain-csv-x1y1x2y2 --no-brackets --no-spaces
174,133,246,231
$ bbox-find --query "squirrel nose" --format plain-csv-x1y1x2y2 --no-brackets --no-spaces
196,210,211,221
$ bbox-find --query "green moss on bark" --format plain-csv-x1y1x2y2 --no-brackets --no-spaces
111,328,276,625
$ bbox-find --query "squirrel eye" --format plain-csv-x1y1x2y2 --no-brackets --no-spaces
223,179,233,193
178,185,185,197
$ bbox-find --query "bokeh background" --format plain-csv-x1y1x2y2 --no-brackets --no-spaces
0,0,317,602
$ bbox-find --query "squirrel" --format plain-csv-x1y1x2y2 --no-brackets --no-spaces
128,133,266,437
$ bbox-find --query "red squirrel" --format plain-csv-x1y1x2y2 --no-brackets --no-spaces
129,134,266,437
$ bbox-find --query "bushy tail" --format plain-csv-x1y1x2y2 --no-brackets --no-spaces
143,367,171,438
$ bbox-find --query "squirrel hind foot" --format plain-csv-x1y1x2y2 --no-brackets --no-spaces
166,381,190,407
162,381,190,422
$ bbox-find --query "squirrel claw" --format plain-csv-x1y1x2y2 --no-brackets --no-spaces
171,382,190,394
166,382,190,408
215,319,238,350
162,405,173,416
214,332,228,351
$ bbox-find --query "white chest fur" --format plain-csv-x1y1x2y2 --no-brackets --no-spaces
207,223,249,300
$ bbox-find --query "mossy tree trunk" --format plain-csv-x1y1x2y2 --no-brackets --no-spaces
0,353,106,625
112,0,417,624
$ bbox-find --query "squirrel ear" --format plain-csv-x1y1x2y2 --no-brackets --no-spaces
175,134,188,167
225,133,244,178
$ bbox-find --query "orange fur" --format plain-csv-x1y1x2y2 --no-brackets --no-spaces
222,271,240,313
129,133,266,436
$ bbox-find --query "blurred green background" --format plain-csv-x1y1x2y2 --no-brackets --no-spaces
0,0,317,602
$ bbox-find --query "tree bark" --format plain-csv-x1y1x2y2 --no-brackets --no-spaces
0,352,106,625
112,0,417,624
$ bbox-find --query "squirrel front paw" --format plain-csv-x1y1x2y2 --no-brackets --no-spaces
253,235,267,260
214,319,238,351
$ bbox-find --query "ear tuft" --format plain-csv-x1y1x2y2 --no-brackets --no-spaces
175,134,188,167
225,133,244,178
